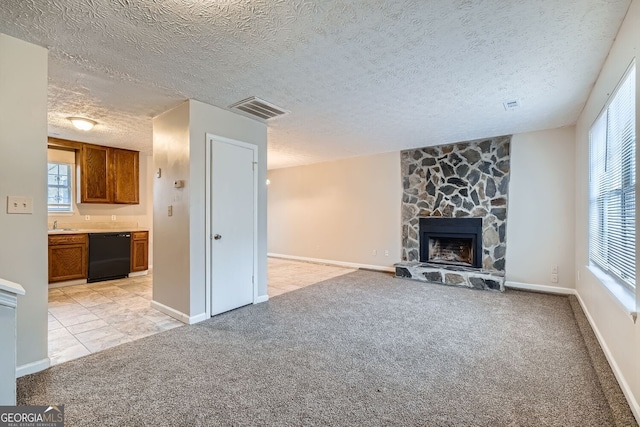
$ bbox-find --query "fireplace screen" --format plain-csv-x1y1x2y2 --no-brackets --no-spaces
428,237,473,266
419,217,483,268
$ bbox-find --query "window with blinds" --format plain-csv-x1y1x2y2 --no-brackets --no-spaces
589,63,636,291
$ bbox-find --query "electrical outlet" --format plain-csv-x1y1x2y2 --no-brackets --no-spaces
372,249,377,256
167,205,173,217
551,274,558,283
551,265,558,274
577,270,581,281
85,215,91,221
111,215,116,221
384,250,389,257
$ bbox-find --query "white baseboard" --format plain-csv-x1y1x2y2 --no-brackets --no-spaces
268,253,395,273
505,281,577,295
255,294,269,304
17,357,50,377
128,270,149,278
574,292,640,423
48,279,87,289
150,300,207,325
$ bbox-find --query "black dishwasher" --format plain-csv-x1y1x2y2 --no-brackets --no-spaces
88,233,131,283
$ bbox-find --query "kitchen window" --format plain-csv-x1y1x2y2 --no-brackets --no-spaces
48,162,73,213
589,63,636,291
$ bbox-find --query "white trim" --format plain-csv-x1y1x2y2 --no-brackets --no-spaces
205,134,259,317
0,291,18,308
48,279,87,289
150,300,207,325
254,294,269,304
128,270,149,278
17,358,50,377
574,291,640,423
268,253,395,272
505,281,577,295
0,278,25,296
587,264,637,319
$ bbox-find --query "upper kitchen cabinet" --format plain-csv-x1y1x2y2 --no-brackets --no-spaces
113,148,139,204
77,143,139,204
79,144,112,203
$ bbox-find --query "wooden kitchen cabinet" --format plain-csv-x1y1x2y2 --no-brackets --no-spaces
130,231,149,272
79,144,112,203
48,234,88,283
113,148,139,204
77,143,139,204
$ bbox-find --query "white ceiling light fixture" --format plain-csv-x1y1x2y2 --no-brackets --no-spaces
68,117,97,131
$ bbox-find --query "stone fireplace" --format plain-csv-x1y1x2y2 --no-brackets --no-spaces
395,136,511,291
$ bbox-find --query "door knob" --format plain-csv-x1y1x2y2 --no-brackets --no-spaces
214,234,222,240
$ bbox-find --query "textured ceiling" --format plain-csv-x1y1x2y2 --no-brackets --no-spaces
0,0,631,169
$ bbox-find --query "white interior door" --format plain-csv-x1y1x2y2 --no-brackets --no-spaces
210,137,256,316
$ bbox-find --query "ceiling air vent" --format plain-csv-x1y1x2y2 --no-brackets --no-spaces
503,99,520,111
229,97,289,120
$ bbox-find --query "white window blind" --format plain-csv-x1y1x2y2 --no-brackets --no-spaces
589,64,636,290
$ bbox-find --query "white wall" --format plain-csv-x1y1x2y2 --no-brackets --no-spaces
152,101,191,316
267,152,402,269
574,0,640,420
0,34,49,373
153,100,268,320
506,127,576,288
47,148,154,265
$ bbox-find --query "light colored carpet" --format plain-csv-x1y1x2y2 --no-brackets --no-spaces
18,270,637,426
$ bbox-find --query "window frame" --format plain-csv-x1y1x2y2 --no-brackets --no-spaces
588,61,636,293
47,161,74,213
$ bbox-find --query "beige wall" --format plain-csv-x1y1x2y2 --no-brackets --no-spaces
574,0,640,419
47,148,154,265
0,34,49,372
152,102,191,316
506,127,576,288
268,152,402,269
153,100,268,320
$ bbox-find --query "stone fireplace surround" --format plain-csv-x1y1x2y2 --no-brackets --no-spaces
395,136,511,291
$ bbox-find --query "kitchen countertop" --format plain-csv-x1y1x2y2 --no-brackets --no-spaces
48,228,148,235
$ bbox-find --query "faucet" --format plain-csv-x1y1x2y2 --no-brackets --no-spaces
53,220,58,230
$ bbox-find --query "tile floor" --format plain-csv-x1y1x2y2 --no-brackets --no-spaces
267,257,357,297
48,273,183,366
48,258,357,365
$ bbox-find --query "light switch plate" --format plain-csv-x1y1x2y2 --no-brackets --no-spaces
7,196,33,214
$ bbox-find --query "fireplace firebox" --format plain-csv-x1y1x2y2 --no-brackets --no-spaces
419,217,482,268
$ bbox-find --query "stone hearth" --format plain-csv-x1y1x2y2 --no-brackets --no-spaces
395,262,505,291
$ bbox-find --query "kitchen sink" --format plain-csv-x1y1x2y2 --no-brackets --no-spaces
48,228,78,232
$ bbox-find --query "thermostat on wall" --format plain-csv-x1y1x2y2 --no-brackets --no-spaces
174,180,184,188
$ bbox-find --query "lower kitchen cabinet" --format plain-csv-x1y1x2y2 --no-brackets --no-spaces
130,231,149,272
48,234,88,282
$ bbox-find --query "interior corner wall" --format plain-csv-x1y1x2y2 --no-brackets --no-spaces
188,99,268,315
573,0,640,420
152,101,191,316
506,127,576,288
0,34,49,370
267,152,402,269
